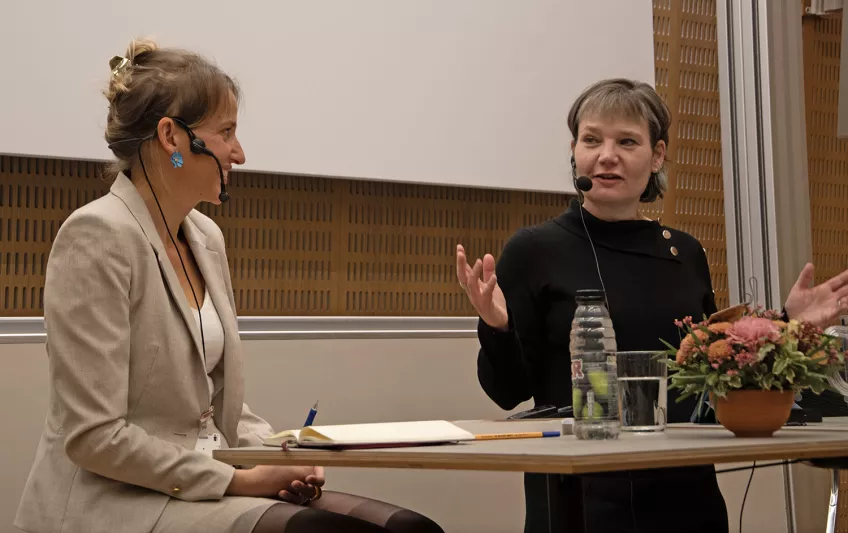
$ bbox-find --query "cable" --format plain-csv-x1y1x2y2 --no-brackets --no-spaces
715,459,801,474
628,476,638,530
739,461,756,533
577,202,610,313
137,142,206,362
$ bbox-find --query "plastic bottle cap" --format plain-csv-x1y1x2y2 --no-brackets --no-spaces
575,289,606,302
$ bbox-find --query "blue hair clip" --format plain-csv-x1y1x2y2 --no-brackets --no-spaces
170,151,184,169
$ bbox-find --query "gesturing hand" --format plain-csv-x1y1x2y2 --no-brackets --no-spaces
456,244,508,330
785,263,848,328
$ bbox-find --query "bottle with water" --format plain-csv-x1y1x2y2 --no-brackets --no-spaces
569,289,620,440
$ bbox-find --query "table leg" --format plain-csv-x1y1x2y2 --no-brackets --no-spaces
546,474,584,533
826,469,839,533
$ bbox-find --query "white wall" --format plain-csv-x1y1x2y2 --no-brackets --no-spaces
0,0,654,193
0,337,829,533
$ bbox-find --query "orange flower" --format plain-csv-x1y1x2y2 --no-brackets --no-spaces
707,339,732,363
708,322,732,334
678,329,708,362
680,335,695,355
692,329,709,343
772,320,788,329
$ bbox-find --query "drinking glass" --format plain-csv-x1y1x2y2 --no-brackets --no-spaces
616,351,667,432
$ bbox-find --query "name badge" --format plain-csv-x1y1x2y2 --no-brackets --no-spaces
195,406,220,456
195,433,222,456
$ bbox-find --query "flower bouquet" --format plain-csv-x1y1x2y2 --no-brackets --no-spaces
661,305,845,437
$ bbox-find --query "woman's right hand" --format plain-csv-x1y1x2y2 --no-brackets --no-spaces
226,465,323,501
456,244,508,330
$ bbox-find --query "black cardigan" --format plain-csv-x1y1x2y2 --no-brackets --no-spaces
477,198,717,425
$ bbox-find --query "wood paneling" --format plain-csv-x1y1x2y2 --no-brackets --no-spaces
804,12,848,287
802,9,848,531
654,0,728,309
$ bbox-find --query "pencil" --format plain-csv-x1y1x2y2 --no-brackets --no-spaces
474,431,560,440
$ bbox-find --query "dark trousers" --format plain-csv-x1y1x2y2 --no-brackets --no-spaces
523,466,728,533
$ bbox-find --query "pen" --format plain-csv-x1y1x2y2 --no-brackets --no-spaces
474,431,560,440
303,401,319,427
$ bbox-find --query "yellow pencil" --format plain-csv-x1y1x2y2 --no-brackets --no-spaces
474,431,561,440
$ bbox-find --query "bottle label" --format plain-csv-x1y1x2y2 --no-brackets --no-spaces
571,359,585,379
571,355,618,422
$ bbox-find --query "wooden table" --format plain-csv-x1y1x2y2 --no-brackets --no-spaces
215,420,848,532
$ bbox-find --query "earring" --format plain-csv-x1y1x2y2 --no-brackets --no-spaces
170,151,184,169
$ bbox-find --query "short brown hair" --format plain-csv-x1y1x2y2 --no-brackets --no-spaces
567,78,671,202
103,38,240,178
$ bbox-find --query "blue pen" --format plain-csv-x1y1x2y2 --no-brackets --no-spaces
303,401,319,427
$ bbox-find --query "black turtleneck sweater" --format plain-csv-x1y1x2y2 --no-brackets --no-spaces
477,198,717,426
476,198,728,532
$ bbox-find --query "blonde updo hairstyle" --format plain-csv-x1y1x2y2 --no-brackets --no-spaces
567,78,671,203
104,38,240,178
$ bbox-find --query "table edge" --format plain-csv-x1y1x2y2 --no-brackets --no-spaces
213,439,848,474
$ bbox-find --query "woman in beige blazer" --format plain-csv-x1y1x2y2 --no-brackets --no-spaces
15,38,444,533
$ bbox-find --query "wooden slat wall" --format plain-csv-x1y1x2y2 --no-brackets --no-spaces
0,0,728,317
653,0,728,309
804,11,848,286
802,8,848,531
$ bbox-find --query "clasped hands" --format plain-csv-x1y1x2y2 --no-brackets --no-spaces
227,465,325,506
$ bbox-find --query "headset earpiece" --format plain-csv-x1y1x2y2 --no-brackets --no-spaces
190,138,210,156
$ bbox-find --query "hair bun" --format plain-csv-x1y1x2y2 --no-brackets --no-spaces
127,38,159,63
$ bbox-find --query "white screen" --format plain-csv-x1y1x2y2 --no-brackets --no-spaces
1,1,654,193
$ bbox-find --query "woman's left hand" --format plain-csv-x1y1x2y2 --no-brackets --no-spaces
277,466,325,505
784,263,848,327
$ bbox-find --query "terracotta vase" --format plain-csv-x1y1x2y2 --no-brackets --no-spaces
712,389,795,437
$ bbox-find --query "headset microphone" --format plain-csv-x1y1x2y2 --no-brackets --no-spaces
575,175,593,192
172,117,230,203
189,137,230,203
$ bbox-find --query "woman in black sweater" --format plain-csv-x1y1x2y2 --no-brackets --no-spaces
456,78,848,533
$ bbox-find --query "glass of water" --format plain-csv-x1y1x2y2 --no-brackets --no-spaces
616,351,667,432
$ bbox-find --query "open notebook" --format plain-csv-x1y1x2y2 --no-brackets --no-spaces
262,420,476,449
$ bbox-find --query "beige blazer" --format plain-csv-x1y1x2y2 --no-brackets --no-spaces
15,174,275,533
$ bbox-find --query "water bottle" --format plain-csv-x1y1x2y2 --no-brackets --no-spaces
569,289,620,440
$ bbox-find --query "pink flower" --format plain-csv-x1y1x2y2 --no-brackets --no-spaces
727,370,738,377
674,316,692,329
675,316,694,328
727,316,781,347
760,309,784,320
734,351,758,367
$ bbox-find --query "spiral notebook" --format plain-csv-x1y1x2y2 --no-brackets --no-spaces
262,420,475,449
